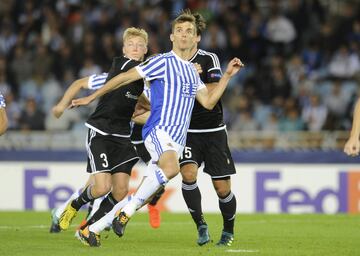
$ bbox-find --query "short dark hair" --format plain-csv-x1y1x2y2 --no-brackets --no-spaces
171,9,197,34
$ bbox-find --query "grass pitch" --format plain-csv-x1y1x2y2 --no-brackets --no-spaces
0,212,358,256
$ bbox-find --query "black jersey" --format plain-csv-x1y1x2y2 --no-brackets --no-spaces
188,49,225,131
86,56,144,135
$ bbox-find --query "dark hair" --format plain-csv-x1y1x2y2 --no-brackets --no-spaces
193,12,206,35
171,9,197,34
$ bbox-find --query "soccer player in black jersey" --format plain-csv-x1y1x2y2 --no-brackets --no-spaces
179,12,237,247
58,27,149,234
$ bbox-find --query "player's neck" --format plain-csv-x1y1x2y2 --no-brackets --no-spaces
189,46,198,60
172,48,192,61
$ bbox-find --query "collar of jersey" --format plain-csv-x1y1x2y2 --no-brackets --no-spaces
171,50,191,64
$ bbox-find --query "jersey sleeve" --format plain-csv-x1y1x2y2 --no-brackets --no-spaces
196,77,206,91
135,55,166,81
205,53,222,83
87,73,108,90
143,84,151,100
0,92,5,108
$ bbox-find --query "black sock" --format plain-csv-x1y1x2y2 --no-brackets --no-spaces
218,192,236,234
86,200,95,219
149,187,165,206
182,180,206,228
71,185,94,211
85,193,118,226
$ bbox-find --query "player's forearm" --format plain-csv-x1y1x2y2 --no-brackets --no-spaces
0,108,8,135
132,111,150,125
57,80,84,107
206,73,230,109
350,99,360,139
89,69,137,101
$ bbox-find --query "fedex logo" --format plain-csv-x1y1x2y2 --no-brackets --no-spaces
256,171,360,213
25,169,74,209
24,168,174,211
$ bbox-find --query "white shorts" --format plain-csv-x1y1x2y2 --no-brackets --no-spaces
144,128,184,163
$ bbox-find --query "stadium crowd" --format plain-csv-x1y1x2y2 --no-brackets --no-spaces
0,0,359,132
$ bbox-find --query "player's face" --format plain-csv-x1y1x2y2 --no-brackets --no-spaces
123,36,148,61
171,21,197,51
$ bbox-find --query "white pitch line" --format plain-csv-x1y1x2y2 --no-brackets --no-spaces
226,249,260,253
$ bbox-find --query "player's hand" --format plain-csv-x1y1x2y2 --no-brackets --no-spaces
70,95,94,108
194,63,203,74
225,58,244,77
52,104,65,118
344,137,360,157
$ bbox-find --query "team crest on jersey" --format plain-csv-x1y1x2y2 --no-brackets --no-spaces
181,82,195,98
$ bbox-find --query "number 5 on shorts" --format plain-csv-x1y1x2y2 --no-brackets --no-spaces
181,146,192,160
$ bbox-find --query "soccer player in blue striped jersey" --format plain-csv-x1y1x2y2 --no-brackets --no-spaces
72,12,243,239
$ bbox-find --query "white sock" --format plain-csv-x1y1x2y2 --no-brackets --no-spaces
123,164,168,217
55,188,81,219
89,195,132,234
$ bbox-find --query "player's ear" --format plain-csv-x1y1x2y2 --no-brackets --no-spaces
170,33,174,42
196,35,201,43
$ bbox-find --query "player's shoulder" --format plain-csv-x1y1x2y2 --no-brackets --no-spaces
197,49,219,59
113,56,141,69
194,49,220,67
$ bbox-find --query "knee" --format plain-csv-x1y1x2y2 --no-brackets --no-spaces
93,183,112,197
112,187,129,201
181,169,197,183
215,186,231,198
161,161,180,179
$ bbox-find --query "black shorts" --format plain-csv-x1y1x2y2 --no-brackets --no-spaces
86,129,139,175
134,142,151,164
179,129,236,178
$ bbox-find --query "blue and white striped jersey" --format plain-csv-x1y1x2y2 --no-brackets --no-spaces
0,92,5,108
87,73,108,90
135,51,206,146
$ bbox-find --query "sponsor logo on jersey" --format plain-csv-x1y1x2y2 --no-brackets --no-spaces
125,91,139,100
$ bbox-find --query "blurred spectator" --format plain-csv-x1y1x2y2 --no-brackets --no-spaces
302,95,328,131
3,91,21,130
279,108,304,131
9,46,33,86
231,111,258,132
19,97,45,131
265,8,296,56
328,45,360,79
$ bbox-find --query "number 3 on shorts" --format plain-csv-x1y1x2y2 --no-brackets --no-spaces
100,153,109,168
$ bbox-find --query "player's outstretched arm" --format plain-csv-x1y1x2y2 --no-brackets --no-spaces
52,77,89,118
196,57,243,110
0,108,8,135
0,93,7,135
344,98,360,156
71,67,141,107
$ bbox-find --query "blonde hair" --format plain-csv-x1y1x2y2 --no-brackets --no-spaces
123,27,148,45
